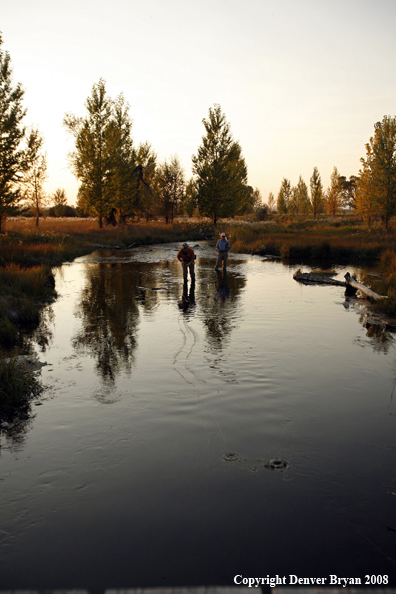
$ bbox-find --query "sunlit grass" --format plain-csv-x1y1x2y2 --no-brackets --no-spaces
222,217,395,262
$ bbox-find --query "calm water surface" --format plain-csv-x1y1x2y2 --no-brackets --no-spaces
1,243,396,591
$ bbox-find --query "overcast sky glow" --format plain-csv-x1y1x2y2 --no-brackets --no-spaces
2,0,396,205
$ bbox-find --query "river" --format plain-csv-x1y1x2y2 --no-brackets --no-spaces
0,242,395,592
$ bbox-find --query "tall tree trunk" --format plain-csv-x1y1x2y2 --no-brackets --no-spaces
99,216,103,229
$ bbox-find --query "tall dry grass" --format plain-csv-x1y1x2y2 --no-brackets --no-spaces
222,218,395,262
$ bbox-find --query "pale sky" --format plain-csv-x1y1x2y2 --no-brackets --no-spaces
2,0,396,205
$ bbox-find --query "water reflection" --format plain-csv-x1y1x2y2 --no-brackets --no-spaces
4,249,396,589
215,269,231,304
178,280,196,315
30,305,55,353
357,312,394,353
198,265,246,352
72,262,141,384
0,415,34,454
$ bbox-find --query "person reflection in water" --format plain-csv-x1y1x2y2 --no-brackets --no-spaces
215,269,230,305
177,242,196,282
178,280,195,312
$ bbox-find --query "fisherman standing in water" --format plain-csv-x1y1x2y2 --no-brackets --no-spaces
177,242,196,282
215,232,231,270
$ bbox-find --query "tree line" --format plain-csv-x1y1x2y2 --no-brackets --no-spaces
273,114,396,227
1,31,396,230
0,34,260,229
63,82,259,226
273,168,357,218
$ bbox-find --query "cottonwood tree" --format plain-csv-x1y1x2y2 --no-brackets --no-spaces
23,129,48,226
310,167,324,217
267,191,275,211
325,166,343,217
339,175,358,209
247,186,262,214
156,156,185,223
183,178,198,217
53,188,67,207
192,104,249,225
288,187,298,215
51,188,72,217
277,178,291,214
0,34,40,232
354,166,376,226
75,186,90,217
357,115,396,228
294,176,310,214
134,141,157,220
107,93,136,224
63,79,114,228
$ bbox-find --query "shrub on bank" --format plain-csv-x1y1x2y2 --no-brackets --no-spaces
48,205,76,217
0,265,56,348
0,317,18,346
0,357,42,420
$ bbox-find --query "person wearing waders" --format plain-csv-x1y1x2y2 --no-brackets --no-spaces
215,232,231,270
177,242,196,282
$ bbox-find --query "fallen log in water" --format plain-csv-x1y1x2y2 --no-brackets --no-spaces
293,269,346,286
293,269,387,300
344,272,387,300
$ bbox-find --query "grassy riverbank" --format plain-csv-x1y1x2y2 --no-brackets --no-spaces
4,217,215,262
223,217,394,262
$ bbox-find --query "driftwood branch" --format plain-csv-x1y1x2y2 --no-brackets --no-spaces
344,272,387,300
293,269,387,300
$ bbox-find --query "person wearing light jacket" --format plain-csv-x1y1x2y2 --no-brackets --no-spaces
215,232,231,270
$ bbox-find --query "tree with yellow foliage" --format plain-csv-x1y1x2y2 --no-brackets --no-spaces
325,167,343,217
356,115,396,228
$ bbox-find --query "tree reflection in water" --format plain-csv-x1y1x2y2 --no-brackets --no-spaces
72,262,143,384
358,312,395,354
30,305,55,352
